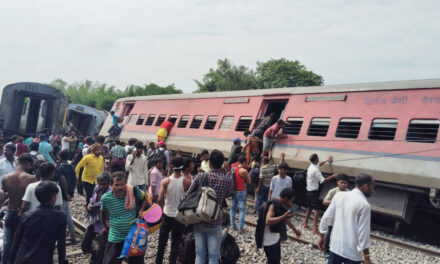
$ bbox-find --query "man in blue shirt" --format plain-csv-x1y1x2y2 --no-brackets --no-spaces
38,134,56,164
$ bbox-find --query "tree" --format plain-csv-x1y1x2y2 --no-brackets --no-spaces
255,58,324,88
194,59,258,92
49,79,182,111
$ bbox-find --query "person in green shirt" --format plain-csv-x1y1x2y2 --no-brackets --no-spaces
101,171,149,264
322,173,349,254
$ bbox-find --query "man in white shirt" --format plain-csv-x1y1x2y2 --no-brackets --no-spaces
125,142,149,192
82,137,93,157
303,153,338,234
22,162,63,213
0,144,16,186
318,174,375,264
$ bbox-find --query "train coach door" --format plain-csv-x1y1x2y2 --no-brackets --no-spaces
25,98,42,134
259,99,289,121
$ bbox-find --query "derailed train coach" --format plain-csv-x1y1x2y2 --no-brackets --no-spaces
100,78,440,223
0,82,68,137
66,104,108,137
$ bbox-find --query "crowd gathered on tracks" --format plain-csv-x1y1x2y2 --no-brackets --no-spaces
0,116,376,264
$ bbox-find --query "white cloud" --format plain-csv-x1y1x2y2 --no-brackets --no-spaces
0,0,439,97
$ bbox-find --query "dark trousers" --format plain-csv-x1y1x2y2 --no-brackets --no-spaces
280,222,287,241
81,225,108,264
155,215,184,264
328,252,361,264
263,240,281,264
103,241,144,264
77,168,84,195
325,225,333,252
83,182,95,206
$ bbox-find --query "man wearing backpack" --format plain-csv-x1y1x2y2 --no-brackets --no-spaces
185,150,233,264
153,141,169,174
229,156,251,233
255,188,301,264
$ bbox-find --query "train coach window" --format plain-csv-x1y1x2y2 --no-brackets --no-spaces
190,115,204,129
235,116,253,132
307,118,330,137
128,114,138,125
368,119,398,140
406,119,439,143
219,116,234,131
204,116,218,130
145,114,156,126
169,115,178,124
155,114,166,126
283,117,303,135
336,118,362,139
136,114,146,125
177,115,190,128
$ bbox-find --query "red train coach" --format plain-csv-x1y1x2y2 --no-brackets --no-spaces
100,78,440,222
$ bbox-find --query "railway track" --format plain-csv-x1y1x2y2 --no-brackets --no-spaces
66,217,88,258
242,197,440,257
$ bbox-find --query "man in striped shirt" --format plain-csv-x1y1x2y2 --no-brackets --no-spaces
101,172,148,264
110,140,127,172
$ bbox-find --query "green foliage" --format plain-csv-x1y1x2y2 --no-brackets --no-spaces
49,79,182,111
194,58,323,92
256,58,324,88
194,59,258,92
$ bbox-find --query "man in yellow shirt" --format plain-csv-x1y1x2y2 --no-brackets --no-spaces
75,143,104,206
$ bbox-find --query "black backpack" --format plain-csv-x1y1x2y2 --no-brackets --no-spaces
148,148,167,169
225,167,237,198
220,231,240,264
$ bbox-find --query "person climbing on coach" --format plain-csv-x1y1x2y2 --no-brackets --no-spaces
156,157,191,264
318,174,375,264
1,154,35,264
126,141,149,192
230,155,251,233
100,171,149,264
261,119,287,159
10,181,68,264
75,144,105,206
157,118,174,142
82,172,111,264
322,173,350,255
186,150,233,264
303,153,338,234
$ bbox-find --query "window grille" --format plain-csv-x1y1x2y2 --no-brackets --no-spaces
177,115,190,128
336,118,362,138
190,115,203,129
219,116,234,131
406,119,439,143
235,116,253,132
145,114,156,126
204,116,218,130
155,114,166,126
368,119,398,140
307,118,331,137
136,114,146,125
283,117,304,135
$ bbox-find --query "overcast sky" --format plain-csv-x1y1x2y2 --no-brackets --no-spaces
0,0,439,96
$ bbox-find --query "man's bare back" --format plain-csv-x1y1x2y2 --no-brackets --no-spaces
2,171,36,210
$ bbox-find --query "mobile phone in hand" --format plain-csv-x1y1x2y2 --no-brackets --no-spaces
290,204,300,214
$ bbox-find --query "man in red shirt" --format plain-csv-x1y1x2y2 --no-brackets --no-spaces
229,156,251,233
261,120,286,159
157,119,174,141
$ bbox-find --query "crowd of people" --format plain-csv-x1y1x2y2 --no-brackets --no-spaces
0,115,376,264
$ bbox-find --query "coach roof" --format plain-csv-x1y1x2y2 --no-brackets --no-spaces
116,78,440,102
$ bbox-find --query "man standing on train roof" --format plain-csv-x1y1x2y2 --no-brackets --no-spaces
318,174,375,264
1,154,35,264
157,118,174,142
0,144,16,185
304,153,338,234
261,119,287,159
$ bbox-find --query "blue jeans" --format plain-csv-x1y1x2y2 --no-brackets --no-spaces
2,210,20,264
230,191,246,230
328,251,361,264
61,201,76,237
193,223,222,264
256,185,269,215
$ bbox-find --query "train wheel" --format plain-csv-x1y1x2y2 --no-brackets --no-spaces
429,188,440,209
